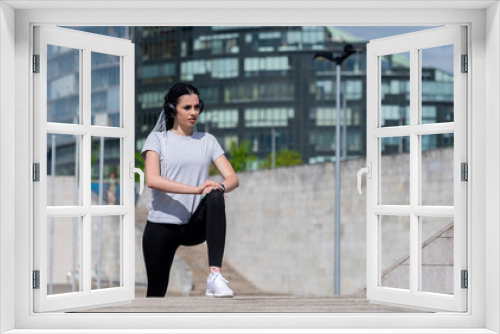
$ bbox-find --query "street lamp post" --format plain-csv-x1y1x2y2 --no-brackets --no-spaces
342,82,347,160
271,128,276,169
313,44,358,295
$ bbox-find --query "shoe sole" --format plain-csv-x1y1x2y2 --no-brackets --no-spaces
205,292,234,298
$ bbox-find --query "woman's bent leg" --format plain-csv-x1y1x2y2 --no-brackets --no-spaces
184,190,233,297
142,221,180,297
205,190,226,267
183,190,226,267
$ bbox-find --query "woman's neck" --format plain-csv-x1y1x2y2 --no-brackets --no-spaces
170,124,194,137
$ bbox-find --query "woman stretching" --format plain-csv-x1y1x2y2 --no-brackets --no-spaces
141,82,239,298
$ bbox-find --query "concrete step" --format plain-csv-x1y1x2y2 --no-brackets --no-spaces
79,294,428,313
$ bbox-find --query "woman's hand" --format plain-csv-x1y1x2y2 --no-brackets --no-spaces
197,180,224,196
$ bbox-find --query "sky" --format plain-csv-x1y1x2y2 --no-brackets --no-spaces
338,26,438,41
338,26,454,74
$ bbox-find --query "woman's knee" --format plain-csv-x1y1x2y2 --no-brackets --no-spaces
205,189,225,208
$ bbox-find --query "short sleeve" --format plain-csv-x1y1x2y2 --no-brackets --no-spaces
210,134,225,162
141,132,162,161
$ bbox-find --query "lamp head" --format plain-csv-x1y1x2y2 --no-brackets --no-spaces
344,44,356,56
312,51,335,62
313,44,361,65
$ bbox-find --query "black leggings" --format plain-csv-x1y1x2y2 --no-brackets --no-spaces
142,189,226,297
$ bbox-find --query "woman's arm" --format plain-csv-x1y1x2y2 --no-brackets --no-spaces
145,150,210,194
213,154,239,193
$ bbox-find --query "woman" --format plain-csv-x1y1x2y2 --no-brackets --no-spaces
141,82,239,298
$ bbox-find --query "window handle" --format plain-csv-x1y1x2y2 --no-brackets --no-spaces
130,161,144,195
357,161,372,195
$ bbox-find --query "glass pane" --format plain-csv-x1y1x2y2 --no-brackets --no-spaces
91,215,121,290
47,134,81,206
380,136,410,205
380,52,410,127
47,45,80,124
420,216,454,294
91,137,121,205
91,52,121,127
47,216,81,295
421,133,454,206
380,215,410,290
421,45,454,124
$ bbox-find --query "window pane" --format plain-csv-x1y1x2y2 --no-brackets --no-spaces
421,133,454,206
91,52,121,127
47,134,81,206
380,215,410,290
91,215,121,290
91,137,121,205
244,108,294,127
421,45,454,124
47,217,81,295
198,109,239,129
380,52,410,127
380,136,410,205
420,216,454,294
47,45,80,124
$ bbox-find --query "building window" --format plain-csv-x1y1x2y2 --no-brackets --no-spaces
244,107,294,127
309,131,335,151
302,27,325,45
198,109,239,129
347,130,362,152
141,26,176,39
310,107,356,126
346,80,363,100
138,90,164,109
258,31,281,39
225,82,294,103
422,105,437,124
181,60,208,81
141,39,176,61
181,58,238,80
381,105,410,127
193,33,239,55
198,86,219,103
244,56,289,76
422,81,453,101
312,80,335,101
140,63,175,80
211,58,238,78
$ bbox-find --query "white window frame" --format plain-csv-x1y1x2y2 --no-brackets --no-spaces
365,26,468,312
1,1,499,333
32,25,136,313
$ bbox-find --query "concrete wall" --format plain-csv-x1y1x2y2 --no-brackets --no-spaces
218,147,454,295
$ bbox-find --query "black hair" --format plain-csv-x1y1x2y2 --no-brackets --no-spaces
161,82,204,131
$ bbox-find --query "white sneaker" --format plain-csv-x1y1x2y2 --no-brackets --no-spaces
206,272,234,298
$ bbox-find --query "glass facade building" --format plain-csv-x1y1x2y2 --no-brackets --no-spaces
134,26,369,166
134,26,453,167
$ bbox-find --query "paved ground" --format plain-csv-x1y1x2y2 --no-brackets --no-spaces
78,291,427,313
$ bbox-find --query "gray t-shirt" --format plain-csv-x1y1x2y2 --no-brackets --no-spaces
141,131,225,224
